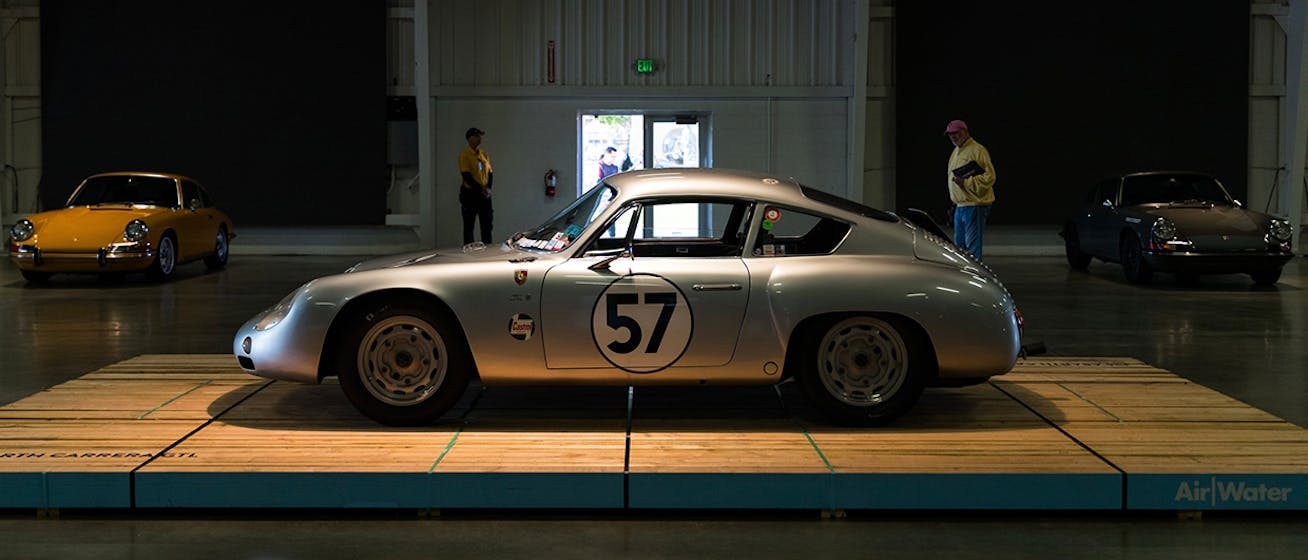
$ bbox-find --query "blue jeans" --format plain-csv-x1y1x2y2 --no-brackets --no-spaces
953,204,991,260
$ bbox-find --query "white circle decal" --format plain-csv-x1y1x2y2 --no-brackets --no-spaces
591,274,693,374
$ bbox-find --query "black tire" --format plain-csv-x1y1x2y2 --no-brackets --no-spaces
203,225,229,270
336,302,472,426
1250,268,1282,286
20,270,52,283
1063,225,1092,271
146,233,177,282
1120,234,1152,285
795,314,932,426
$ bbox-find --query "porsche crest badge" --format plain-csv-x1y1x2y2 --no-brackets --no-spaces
514,270,528,285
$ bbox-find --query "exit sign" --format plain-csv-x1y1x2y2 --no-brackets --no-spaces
634,58,656,74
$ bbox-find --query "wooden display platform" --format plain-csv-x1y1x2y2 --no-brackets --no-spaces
1,355,1305,510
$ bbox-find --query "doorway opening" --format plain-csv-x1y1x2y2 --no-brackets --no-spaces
580,112,711,237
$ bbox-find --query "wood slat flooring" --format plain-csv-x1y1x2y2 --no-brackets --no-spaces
2,354,1306,509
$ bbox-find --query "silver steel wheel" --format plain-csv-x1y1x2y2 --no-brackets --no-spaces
356,315,448,407
214,230,228,261
157,237,176,276
815,317,909,406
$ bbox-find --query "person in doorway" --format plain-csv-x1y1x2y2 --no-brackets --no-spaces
598,146,621,180
944,119,996,260
458,127,494,245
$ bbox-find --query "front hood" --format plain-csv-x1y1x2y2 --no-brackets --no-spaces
1140,205,1268,236
345,242,531,273
25,206,166,250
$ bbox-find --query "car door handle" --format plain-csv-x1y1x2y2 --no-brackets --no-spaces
692,283,742,291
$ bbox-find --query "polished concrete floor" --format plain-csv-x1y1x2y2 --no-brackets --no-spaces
1,253,1306,558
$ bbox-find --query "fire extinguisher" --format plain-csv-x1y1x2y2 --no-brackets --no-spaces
544,169,557,198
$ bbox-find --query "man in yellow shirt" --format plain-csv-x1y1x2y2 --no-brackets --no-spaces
944,119,996,259
458,127,494,245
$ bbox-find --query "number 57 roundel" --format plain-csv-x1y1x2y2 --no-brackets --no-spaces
591,274,694,374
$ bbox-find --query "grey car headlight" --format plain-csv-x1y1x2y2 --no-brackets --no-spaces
9,219,34,242
124,219,149,242
1150,217,1178,240
254,290,299,331
1269,219,1292,242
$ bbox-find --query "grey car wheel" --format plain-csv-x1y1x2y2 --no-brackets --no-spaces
797,315,930,426
1120,234,1152,285
146,234,176,282
1250,268,1282,286
204,226,229,270
1063,225,1091,271
337,303,471,426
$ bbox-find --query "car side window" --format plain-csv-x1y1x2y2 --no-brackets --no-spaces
182,181,203,209
589,199,752,257
751,206,850,257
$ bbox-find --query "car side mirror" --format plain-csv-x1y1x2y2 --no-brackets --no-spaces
1101,199,1115,208
587,245,633,271
188,198,201,211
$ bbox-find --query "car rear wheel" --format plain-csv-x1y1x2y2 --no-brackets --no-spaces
146,234,177,282
1250,268,1283,286
796,315,930,426
20,270,52,283
204,226,229,270
1063,225,1092,270
1120,234,1152,285
337,303,471,426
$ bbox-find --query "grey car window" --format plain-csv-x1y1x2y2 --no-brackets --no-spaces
751,205,850,257
591,198,751,257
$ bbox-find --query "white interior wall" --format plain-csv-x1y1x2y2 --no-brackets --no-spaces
432,96,849,248
1,4,40,224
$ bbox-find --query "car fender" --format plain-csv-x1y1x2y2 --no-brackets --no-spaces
759,255,1019,379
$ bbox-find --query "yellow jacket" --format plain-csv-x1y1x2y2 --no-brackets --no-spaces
946,137,996,206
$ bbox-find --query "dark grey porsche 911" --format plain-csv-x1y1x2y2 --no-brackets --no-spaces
1061,171,1294,285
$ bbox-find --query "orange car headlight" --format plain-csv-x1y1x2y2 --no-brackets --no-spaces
9,219,34,242
124,219,149,242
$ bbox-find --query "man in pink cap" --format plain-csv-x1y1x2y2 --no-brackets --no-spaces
944,119,996,259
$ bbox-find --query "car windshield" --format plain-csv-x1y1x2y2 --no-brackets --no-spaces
1119,174,1234,207
68,176,179,208
512,184,616,252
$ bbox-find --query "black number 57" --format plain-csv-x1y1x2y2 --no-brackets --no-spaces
606,292,677,354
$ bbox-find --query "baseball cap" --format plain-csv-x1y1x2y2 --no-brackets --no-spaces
465,127,485,138
943,120,968,134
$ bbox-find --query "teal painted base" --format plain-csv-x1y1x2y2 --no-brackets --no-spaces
134,472,431,508
1128,474,1307,510
832,473,1123,510
629,473,831,509
433,473,624,508
0,472,128,508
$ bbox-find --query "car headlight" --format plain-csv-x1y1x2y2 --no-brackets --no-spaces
124,219,149,242
254,289,299,331
1151,217,1178,240
1269,219,1292,243
9,219,34,242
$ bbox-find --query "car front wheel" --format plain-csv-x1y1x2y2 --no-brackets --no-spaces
1120,235,1152,284
204,226,229,270
20,270,52,284
1063,225,1092,271
796,315,931,426
1250,268,1282,286
336,303,471,426
146,234,177,282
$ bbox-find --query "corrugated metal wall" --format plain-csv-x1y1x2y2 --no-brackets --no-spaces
1,5,41,220
428,0,854,88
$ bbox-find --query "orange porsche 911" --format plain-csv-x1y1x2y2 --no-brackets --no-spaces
8,172,235,283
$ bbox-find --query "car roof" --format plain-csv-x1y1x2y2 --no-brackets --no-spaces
87,171,202,185
1120,171,1215,179
604,168,807,204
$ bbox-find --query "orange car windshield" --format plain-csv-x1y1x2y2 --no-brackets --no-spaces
69,176,179,208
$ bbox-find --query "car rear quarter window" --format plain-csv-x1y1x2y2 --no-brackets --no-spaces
751,205,850,257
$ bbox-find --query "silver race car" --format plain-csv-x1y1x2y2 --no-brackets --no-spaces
234,168,1022,426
